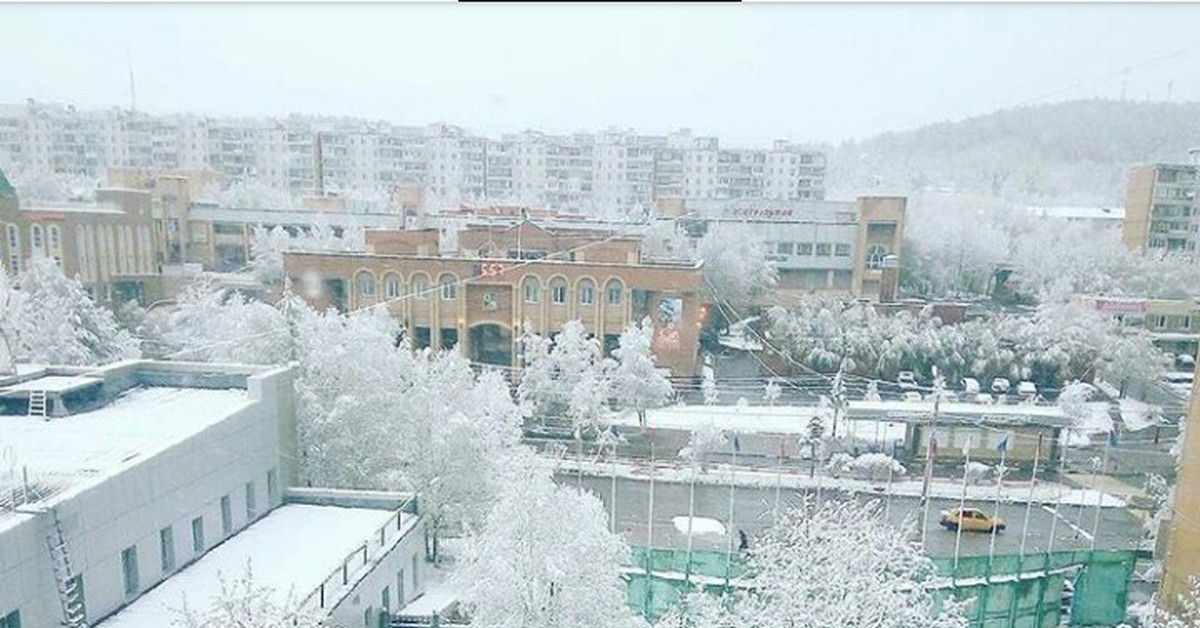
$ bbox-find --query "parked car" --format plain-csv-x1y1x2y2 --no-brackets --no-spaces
1179,354,1196,368
897,371,919,390
939,507,1006,533
974,393,995,404
991,378,1011,394
1017,381,1038,397
926,390,958,403
902,391,923,403
962,377,981,394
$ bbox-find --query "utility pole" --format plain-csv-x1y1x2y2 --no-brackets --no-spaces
920,366,944,546
830,362,846,439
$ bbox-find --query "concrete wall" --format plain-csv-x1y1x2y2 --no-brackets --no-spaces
0,365,293,627
328,517,428,628
1160,367,1200,609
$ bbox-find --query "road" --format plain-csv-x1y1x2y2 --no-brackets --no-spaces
557,473,1145,559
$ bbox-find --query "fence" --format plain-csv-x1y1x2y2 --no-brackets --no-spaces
623,547,1136,626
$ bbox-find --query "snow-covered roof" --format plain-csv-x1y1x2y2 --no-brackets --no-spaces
20,202,124,215
1025,206,1125,222
98,505,401,628
0,385,251,524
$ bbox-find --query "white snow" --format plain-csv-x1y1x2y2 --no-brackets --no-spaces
1119,398,1159,431
398,585,462,617
99,505,399,628
0,374,102,393
620,404,908,442
0,387,251,506
672,516,727,537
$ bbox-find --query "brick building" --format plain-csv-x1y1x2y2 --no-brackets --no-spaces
283,220,704,377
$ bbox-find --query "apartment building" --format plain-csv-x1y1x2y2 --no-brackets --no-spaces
0,102,825,215
283,220,704,377
1074,295,1200,359
1122,151,1200,255
0,360,427,628
664,196,906,302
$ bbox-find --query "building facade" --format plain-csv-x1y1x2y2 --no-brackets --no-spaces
1074,295,1200,359
1160,359,1200,612
0,102,825,215
283,221,705,377
667,196,906,302
1122,155,1200,254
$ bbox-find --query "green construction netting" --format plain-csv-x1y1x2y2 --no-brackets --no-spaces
625,548,1136,627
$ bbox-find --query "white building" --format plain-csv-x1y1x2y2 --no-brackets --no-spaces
0,360,427,628
1025,205,1125,230
0,101,826,215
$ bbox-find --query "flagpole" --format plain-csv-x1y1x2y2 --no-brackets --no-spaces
1089,431,1112,550
610,443,618,535
774,436,784,521
987,433,1009,569
884,459,894,521
644,426,656,618
1019,434,1043,558
920,368,944,548
953,438,971,573
725,433,738,589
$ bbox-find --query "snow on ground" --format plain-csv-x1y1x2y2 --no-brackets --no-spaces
555,456,1127,508
398,584,462,618
672,516,726,536
1119,399,1159,431
0,387,251,503
1,374,101,392
622,404,909,442
99,505,397,628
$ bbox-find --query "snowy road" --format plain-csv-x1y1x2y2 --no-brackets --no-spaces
560,474,1145,559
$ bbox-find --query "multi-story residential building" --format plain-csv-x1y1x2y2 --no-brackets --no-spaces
282,220,704,377
661,196,906,302
1122,151,1200,254
0,101,826,215
1074,294,1200,360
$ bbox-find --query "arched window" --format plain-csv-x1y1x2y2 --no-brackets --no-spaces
550,278,568,305
605,279,623,305
866,244,889,270
5,224,19,273
412,274,430,300
356,270,376,299
440,273,458,301
383,273,403,299
522,276,541,304
578,278,595,306
48,224,61,255
30,224,44,255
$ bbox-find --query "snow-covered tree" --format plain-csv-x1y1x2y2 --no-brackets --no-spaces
1130,576,1200,628
608,318,674,428
175,562,325,628
964,461,993,486
702,497,969,628
826,452,854,478
679,424,727,473
697,225,778,309
701,366,719,405
453,450,644,628
4,259,140,365
850,452,906,482
864,380,882,402
763,379,782,405
517,321,610,431
156,281,291,364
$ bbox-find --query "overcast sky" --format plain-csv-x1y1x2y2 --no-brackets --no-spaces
2,3,1198,145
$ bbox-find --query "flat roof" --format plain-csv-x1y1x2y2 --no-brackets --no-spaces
20,203,124,215
0,386,251,516
1026,206,1125,221
99,505,400,628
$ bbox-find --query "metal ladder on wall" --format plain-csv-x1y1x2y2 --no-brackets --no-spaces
27,390,48,418
45,509,89,628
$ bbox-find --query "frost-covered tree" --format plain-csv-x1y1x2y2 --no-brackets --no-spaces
518,321,609,429
697,225,778,309
175,562,325,628
679,424,727,473
698,497,969,628
1130,576,1200,628
701,366,719,405
4,259,140,365
763,379,782,405
453,451,644,628
156,281,291,364
248,220,367,286
864,380,882,402
608,318,674,428
964,461,993,486
850,452,906,482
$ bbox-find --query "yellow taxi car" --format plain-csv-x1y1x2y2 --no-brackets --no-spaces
939,507,1006,533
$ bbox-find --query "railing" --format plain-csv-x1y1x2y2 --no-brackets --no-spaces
299,502,418,613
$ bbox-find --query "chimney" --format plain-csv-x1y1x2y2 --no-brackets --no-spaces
879,255,900,303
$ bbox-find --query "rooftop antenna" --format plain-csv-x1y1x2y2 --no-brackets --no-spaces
127,51,136,113
314,132,325,197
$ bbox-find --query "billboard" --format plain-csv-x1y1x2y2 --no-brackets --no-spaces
653,297,684,352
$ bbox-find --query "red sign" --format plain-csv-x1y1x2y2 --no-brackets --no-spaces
480,262,506,277
1092,298,1146,315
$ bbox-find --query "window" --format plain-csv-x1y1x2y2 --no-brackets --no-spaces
30,224,43,252
550,279,567,305
578,279,595,305
797,242,814,256
1149,314,1167,328
191,517,205,554
5,224,17,249
522,277,541,303
245,482,257,520
439,274,457,300
356,271,376,298
221,495,233,536
382,586,390,613
776,242,794,256
412,554,420,591
397,570,406,606
48,224,61,257
1183,316,1193,331
865,244,889,269
412,275,429,300
121,546,139,597
0,610,19,628
834,243,851,257
267,468,279,504
364,607,373,628
815,243,832,256
384,273,403,299
605,280,623,305
482,292,498,311
160,526,175,573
